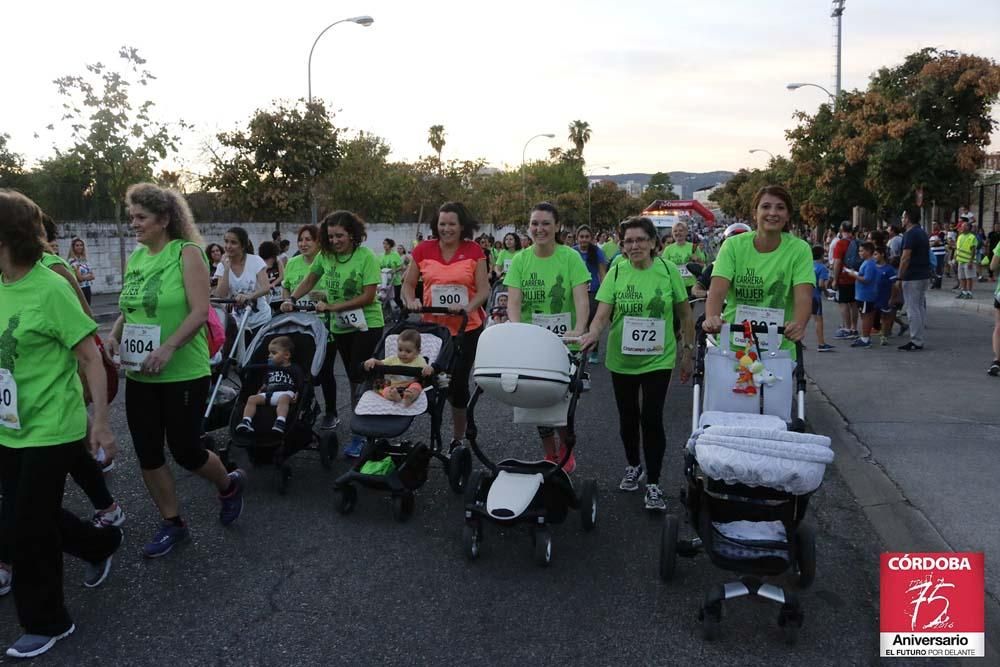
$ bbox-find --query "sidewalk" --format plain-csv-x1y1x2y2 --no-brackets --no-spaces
806,274,1000,657
91,291,120,325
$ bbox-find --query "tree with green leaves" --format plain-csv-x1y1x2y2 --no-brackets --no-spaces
51,46,186,276
205,99,339,224
427,125,446,163
568,120,592,159
0,134,24,187
315,131,407,223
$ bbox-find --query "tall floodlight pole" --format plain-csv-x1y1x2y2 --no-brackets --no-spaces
832,0,845,104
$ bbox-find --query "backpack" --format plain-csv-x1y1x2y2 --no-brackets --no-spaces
843,238,862,271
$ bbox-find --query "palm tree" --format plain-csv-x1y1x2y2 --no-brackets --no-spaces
427,125,446,161
568,120,592,158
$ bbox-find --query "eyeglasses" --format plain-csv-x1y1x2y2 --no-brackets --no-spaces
622,237,651,246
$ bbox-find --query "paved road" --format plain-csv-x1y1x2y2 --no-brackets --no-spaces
0,323,888,665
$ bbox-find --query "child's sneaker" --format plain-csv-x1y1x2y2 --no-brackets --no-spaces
619,465,645,492
817,343,835,352
92,503,126,528
644,484,667,511
271,419,286,434
236,419,254,434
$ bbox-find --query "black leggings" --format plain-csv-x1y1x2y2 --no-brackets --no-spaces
125,377,210,471
610,369,673,484
392,285,404,310
449,326,482,408
322,328,384,405
68,445,113,510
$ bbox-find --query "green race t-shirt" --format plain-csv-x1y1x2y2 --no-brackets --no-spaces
597,257,688,375
0,263,96,447
712,231,815,356
504,244,591,332
495,249,520,275
120,239,210,383
379,250,403,286
601,241,619,264
661,242,706,288
282,254,323,308
310,246,384,335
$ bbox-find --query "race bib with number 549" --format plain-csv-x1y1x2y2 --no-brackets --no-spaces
532,312,571,336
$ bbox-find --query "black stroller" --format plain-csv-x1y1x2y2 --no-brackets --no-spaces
659,321,833,644
462,322,598,566
202,299,257,449
218,307,330,494
334,308,472,521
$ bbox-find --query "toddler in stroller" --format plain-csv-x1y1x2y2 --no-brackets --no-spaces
236,336,306,435
334,310,472,521
220,310,328,494
659,322,834,644
362,328,433,407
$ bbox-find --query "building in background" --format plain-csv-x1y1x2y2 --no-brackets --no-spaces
693,184,722,205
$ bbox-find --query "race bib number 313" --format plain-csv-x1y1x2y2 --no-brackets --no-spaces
335,308,368,331
0,369,20,431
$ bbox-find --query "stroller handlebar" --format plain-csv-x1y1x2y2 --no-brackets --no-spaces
211,298,259,313
365,364,429,379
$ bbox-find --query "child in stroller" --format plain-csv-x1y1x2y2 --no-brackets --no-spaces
236,336,306,435
334,311,473,521
363,328,433,407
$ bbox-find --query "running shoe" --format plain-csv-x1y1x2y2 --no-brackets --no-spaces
344,435,365,458
92,503,125,528
320,414,341,430
619,465,645,492
0,564,10,596
816,344,835,352
833,329,853,340
850,338,872,348
898,342,924,351
6,626,75,659
219,470,247,526
644,484,667,511
988,361,1000,377
235,419,254,434
557,446,576,475
142,521,189,559
83,526,123,589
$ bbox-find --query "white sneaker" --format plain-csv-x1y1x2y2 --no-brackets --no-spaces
0,564,11,596
644,484,667,511
619,465,645,492
92,503,126,528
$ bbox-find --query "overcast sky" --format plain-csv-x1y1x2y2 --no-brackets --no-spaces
4,0,999,178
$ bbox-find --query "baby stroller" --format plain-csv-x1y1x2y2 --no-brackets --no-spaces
334,308,472,521
462,323,598,566
202,299,257,451
218,306,329,494
659,321,834,644
484,282,509,328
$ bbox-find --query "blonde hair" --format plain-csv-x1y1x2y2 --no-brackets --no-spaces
68,237,87,260
125,183,203,246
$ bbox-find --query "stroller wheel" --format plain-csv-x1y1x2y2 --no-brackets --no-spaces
659,514,679,581
579,479,598,531
447,445,472,494
391,492,415,522
337,485,358,515
794,522,816,589
277,465,292,495
464,470,487,506
318,432,338,471
462,521,482,561
533,528,553,566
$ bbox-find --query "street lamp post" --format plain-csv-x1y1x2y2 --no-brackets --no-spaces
586,166,610,226
306,15,374,224
787,82,836,103
521,133,555,215
748,148,775,161
831,0,845,100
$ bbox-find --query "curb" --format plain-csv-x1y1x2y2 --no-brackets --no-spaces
807,377,1000,664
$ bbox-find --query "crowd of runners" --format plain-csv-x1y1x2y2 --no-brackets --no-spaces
0,179,993,658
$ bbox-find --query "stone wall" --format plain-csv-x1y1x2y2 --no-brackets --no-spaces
54,221,518,294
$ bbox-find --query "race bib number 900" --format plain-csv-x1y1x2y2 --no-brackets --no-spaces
0,369,20,431
430,284,469,309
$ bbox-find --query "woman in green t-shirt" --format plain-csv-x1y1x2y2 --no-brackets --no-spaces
283,210,384,457
661,220,706,293
380,238,404,311
494,232,521,280
580,216,694,511
108,183,246,559
0,190,122,658
703,185,815,354
504,202,591,473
